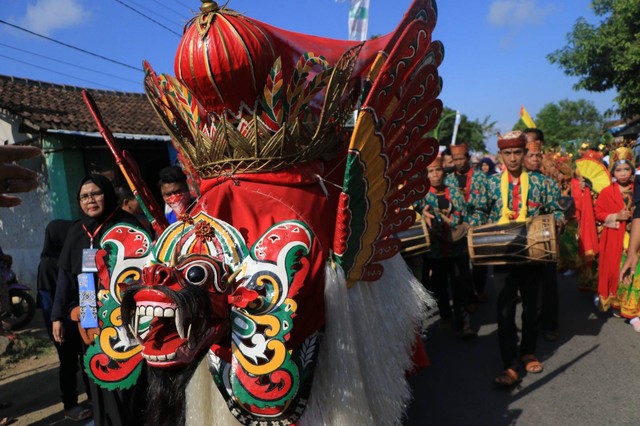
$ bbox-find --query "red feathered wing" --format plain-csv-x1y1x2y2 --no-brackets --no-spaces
332,0,443,286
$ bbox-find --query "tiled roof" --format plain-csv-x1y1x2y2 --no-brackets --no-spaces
0,75,167,136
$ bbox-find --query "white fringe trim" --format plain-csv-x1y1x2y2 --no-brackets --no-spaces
299,260,374,425
185,359,240,425
301,254,433,426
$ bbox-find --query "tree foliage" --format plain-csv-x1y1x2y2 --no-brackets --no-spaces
511,99,607,146
547,0,640,118
431,107,496,152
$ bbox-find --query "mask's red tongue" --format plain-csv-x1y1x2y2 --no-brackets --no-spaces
143,317,183,355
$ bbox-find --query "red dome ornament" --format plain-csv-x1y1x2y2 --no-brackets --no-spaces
175,1,277,116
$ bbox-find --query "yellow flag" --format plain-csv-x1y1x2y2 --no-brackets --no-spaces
520,105,536,128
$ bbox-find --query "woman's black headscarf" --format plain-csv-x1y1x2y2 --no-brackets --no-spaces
479,157,496,175
58,174,138,275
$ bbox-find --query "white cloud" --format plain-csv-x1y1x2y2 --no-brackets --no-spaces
488,0,555,27
18,0,90,36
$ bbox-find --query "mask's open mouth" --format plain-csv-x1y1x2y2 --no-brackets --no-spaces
123,287,223,368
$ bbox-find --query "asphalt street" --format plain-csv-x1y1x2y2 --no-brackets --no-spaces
405,269,640,426
2,267,638,425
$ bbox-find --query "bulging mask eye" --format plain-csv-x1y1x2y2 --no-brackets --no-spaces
176,256,225,291
184,264,208,286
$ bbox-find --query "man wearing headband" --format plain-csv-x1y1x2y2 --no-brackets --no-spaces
488,131,564,387
446,143,490,226
416,156,476,339
445,143,490,306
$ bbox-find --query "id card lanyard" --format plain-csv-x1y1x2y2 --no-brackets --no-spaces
81,212,114,273
79,212,113,328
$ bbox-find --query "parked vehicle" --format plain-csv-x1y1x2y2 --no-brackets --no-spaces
7,280,36,330
1,256,36,330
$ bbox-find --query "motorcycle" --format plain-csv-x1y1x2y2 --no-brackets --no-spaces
1,257,36,330
7,280,36,330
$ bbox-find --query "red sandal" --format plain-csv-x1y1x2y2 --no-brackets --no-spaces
521,355,543,374
494,368,519,387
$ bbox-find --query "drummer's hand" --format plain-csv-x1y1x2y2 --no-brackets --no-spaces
422,211,435,228
620,252,638,285
441,214,453,226
617,209,632,222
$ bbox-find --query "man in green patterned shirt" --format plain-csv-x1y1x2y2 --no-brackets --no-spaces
446,143,490,305
487,131,564,388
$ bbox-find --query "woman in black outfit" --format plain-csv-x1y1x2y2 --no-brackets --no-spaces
51,174,146,426
38,219,92,421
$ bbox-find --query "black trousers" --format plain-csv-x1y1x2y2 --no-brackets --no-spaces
494,264,543,370
472,264,488,296
541,262,559,332
424,256,471,331
40,290,89,410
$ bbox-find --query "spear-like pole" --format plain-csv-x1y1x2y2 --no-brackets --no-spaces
82,89,168,236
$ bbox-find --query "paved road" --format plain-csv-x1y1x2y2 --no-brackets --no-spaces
405,270,640,426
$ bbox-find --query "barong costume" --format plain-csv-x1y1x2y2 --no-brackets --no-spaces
76,1,444,424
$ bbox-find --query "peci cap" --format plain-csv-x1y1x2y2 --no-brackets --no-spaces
449,143,468,156
525,140,543,152
429,156,443,168
497,131,526,150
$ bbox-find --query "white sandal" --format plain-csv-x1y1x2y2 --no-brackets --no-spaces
630,317,640,332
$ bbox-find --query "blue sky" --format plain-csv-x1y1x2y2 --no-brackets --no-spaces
1,0,616,152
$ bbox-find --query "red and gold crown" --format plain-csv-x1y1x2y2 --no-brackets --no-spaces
143,1,406,178
610,146,635,170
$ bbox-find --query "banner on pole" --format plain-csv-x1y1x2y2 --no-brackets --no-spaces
520,105,536,128
348,0,370,41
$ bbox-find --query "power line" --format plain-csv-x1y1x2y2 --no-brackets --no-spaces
0,19,142,73
129,0,182,27
172,0,195,12
0,42,141,85
0,54,119,90
124,0,187,28
113,0,182,37
148,0,192,22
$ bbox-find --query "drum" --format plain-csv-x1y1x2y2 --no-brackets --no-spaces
468,214,557,265
397,212,431,257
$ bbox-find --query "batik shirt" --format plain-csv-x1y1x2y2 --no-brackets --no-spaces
414,184,467,258
445,168,489,226
487,171,564,223
541,171,564,219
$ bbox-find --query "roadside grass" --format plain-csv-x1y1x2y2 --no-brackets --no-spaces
0,331,54,368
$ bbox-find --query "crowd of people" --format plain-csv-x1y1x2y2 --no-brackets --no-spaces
3,126,640,421
411,128,640,388
41,166,194,424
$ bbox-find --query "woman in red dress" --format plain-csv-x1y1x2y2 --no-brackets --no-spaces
594,147,634,319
